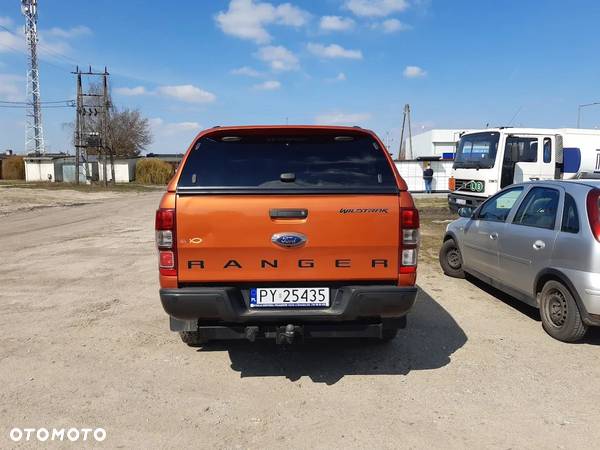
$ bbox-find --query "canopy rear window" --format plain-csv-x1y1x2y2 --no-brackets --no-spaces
177,133,398,193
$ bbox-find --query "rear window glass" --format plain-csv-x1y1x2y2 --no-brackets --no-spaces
561,193,579,233
177,133,397,192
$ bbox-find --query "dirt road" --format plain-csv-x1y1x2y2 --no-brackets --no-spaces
1,190,599,448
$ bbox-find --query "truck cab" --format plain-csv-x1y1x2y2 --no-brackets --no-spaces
448,128,562,211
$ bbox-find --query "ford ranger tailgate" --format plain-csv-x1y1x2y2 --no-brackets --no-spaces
176,194,399,282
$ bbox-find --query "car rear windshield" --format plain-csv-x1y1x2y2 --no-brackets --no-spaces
177,133,398,193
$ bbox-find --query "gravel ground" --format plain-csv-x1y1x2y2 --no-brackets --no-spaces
1,189,599,449
0,186,124,216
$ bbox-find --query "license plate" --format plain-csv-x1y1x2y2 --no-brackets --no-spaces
250,287,330,308
456,198,467,205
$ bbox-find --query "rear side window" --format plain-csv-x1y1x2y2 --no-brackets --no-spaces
513,187,559,230
178,133,397,193
561,193,579,233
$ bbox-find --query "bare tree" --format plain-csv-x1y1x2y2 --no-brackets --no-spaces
107,107,152,157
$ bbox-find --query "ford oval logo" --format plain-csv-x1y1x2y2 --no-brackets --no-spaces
272,232,307,248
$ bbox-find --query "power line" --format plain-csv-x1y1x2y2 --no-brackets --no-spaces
0,99,74,104
0,104,74,109
0,23,81,72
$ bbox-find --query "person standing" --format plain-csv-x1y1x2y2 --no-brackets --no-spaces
423,163,434,194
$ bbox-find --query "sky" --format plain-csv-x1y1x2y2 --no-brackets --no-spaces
1,0,600,154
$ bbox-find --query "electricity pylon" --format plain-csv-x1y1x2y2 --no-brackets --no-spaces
21,0,45,154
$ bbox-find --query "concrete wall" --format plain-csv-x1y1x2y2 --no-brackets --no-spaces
98,159,138,183
25,160,57,182
395,160,453,193
62,162,98,183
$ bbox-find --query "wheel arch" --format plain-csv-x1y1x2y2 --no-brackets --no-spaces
443,231,458,243
534,268,586,315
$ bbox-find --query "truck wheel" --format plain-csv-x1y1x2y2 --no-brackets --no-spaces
439,239,465,278
179,331,207,347
539,280,587,342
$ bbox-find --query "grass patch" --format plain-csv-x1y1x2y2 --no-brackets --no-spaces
0,180,163,192
135,159,174,185
1,156,25,179
414,196,456,264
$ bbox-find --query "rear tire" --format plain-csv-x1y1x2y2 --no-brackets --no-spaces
380,317,405,341
439,239,465,278
381,327,399,341
539,280,587,342
179,331,207,347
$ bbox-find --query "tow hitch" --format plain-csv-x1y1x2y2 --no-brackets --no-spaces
243,324,304,343
273,324,303,344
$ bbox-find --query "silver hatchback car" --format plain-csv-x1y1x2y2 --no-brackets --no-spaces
439,180,600,342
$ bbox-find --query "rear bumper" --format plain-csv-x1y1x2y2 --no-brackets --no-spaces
448,192,486,212
559,268,600,320
160,285,417,323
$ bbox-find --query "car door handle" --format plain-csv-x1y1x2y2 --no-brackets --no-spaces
533,240,546,250
489,232,498,240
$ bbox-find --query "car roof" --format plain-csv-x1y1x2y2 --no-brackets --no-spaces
200,124,374,134
517,179,600,191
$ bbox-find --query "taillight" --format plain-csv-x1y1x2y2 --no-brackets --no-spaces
400,207,420,273
156,208,177,276
449,177,456,191
587,189,600,242
156,208,174,230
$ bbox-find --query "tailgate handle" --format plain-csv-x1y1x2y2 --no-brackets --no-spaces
270,209,308,219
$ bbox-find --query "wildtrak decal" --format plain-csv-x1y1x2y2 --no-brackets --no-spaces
339,208,389,214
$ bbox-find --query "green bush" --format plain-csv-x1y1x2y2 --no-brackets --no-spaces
2,156,25,180
135,158,173,185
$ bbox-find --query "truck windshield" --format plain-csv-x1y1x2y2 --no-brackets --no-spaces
177,133,398,193
454,132,500,169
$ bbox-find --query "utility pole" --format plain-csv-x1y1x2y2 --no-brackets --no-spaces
103,69,116,183
398,104,413,160
72,66,114,185
21,0,44,154
75,71,82,182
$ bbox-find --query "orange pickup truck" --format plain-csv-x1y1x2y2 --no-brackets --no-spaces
156,125,419,345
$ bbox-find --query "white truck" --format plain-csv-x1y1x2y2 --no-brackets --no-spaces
448,127,600,211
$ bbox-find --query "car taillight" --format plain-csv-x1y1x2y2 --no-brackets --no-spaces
449,177,456,191
156,208,177,276
400,207,420,273
587,189,600,242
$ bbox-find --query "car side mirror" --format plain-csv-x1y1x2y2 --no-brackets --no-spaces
458,207,474,218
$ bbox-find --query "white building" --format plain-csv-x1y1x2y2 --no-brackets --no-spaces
98,158,138,183
405,129,470,160
24,154,71,182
